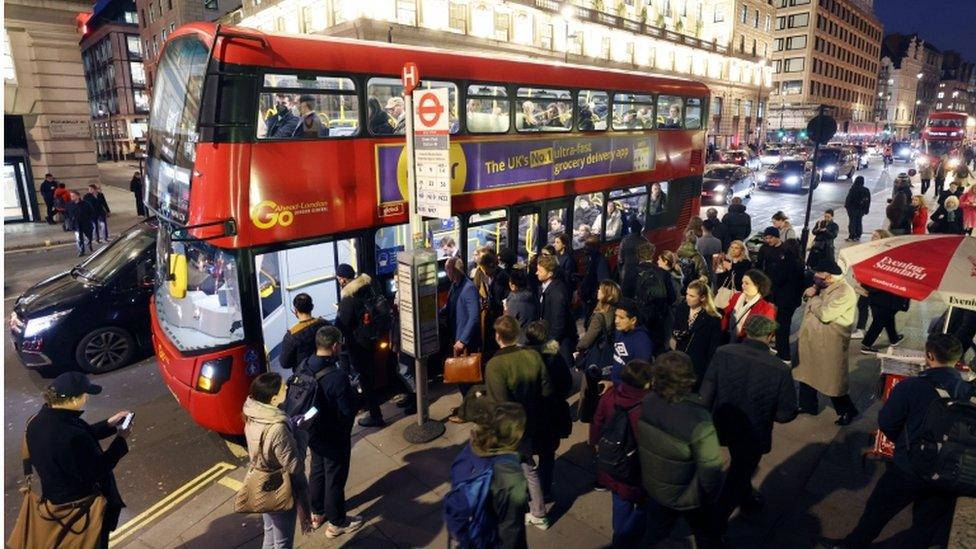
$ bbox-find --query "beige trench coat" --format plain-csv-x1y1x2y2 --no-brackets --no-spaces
794,279,857,397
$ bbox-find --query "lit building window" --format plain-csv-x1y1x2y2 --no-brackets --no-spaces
470,3,494,38
3,30,16,84
513,12,532,44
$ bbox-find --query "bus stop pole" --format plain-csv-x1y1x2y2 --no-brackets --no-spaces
403,88,445,444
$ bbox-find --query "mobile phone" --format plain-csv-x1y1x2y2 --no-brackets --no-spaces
121,412,134,430
302,406,318,421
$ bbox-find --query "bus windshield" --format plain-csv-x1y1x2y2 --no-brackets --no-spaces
146,36,209,225
154,224,244,352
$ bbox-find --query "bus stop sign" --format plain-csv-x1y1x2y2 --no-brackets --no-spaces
402,62,419,95
806,114,837,145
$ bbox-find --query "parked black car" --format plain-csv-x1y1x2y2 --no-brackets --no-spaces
9,220,157,374
702,164,756,205
758,159,813,192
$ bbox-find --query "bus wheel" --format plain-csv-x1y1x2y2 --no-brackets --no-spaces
76,327,135,374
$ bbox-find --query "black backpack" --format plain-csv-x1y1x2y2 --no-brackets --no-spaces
596,402,641,484
635,267,666,324
282,359,331,418
353,286,393,348
907,382,976,497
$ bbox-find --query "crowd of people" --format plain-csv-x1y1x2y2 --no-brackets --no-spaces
878,161,976,236
38,172,115,256
15,163,975,548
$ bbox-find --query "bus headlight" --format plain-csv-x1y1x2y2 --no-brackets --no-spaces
713,184,727,192
197,356,232,393
785,175,800,185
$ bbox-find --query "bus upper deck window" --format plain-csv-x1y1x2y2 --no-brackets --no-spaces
257,74,359,139
612,93,655,130
578,90,608,131
466,84,510,133
368,77,459,136
685,98,703,130
657,95,683,128
516,88,572,132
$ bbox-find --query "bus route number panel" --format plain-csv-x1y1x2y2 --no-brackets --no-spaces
396,249,440,359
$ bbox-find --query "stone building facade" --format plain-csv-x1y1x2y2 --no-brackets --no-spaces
136,0,228,91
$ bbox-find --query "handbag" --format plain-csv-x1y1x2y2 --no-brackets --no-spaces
8,417,107,549
234,427,294,514
714,274,736,310
443,352,483,384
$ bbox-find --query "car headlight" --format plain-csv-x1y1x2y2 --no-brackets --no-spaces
23,310,72,338
824,165,836,174
714,184,727,192
785,175,800,185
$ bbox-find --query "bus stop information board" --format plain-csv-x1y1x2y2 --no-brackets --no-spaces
411,88,452,219
396,250,439,359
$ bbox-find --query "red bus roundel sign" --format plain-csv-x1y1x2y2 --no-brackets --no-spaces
416,92,443,129
412,88,449,135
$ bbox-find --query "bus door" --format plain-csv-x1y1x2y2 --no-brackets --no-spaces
464,209,508,267
254,238,360,370
512,204,540,265
538,198,572,250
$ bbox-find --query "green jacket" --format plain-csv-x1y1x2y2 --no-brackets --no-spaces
637,392,724,511
485,346,552,443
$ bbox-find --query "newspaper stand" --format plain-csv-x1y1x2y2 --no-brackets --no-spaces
862,346,926,464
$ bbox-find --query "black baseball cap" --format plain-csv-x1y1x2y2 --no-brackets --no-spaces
50,372,102,399
763,226,780,238
813,258,843,275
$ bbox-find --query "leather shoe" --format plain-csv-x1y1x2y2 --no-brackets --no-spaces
834,412,858,426
357,415,385,428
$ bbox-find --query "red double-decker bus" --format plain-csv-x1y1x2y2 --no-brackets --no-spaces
146,23,708,434
921,111,968,160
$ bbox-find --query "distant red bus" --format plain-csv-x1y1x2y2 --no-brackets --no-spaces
146,23,708,434
921,111,968,159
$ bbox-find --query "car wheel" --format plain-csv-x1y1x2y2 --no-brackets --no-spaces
76,327,136,373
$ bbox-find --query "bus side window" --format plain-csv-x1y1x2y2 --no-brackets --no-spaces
685,98,703,130
545,208,568,246
612,93,655,130
657,95,683,129
607,186,648,241
466,84,510,133
577,90,608,131
516,87,572,132
466,210,508,265
367,77,459,135
572,193,603,249
257,74,359,139
648,182,669,215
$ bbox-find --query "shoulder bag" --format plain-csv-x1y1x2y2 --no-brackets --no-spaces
8,416,107,549
713,272,736,310
443,352,484,384
234,425,294,514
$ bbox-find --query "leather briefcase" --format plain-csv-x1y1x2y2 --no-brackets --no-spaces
443,353,483,384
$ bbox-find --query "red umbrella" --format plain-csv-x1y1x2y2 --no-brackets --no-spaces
839,235,976,311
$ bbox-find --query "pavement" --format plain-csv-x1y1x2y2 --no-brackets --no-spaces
3,161,147,252
5,158,973,548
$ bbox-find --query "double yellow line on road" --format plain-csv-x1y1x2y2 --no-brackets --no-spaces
109,462,237,547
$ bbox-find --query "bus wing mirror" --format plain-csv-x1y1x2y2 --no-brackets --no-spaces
169,253,187,299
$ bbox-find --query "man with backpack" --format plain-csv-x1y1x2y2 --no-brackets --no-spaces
335,263,387,428
699,315,798,524
837,334,974,548
589,359,653,547
293,326,363,538
279,293,329,371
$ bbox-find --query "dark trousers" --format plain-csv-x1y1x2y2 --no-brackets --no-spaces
76,223,93,253
856,295,870,330
309,440,352,524
934,178,945,197
643,498,723,548
774,302,798,361
715,441,764,524
845,462,956,548
134,192,146,216
846,208,865,240
920,178,931,195
42,197,55,223
350,349,383,420
798,381,857,416
863,305,898,347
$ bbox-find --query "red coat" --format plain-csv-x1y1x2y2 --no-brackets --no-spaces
589,383,648,503
912,206,928,235
720,291,777,338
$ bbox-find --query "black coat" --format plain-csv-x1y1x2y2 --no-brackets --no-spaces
715,258,751,291
699,339,798,453
129,176,142,195
556,251,576,290
670,303,721,387
66,200,95,229
579,247,610,304
84,193,110,219
757,243,804,308
929,206,965,234
540,279,575,344
40,180,57,201
844,184,871,213
25,406,128,524
709,219,732,249
302,355,357,455
279,317,329,371
721,203,752,242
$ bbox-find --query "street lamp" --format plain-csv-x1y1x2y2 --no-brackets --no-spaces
755,59,767,147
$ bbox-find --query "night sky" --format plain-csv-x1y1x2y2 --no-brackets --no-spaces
875,0,976,60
